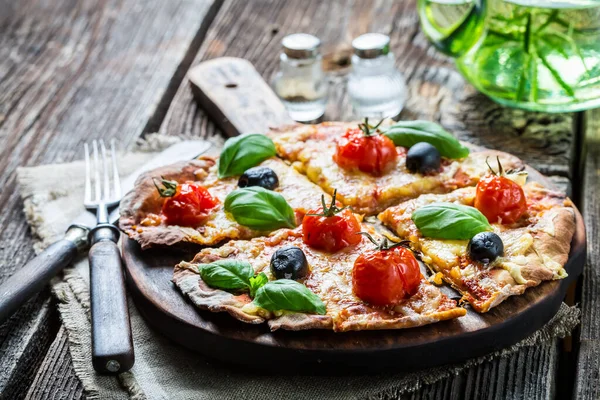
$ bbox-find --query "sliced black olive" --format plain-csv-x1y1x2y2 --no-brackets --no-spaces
406,142,441,174
238,166,279,190
468,232,504,264
270,246,308,280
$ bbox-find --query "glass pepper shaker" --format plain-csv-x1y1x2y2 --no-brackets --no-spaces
348,33,407,119
272,33,328,122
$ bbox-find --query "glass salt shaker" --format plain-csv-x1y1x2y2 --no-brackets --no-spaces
272,33,328,122
348,33,407,119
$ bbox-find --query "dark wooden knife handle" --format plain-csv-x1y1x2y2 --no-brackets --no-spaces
0,225,88,324
89,229,134,374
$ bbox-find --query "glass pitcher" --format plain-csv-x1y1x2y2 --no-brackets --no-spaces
418,0,600,112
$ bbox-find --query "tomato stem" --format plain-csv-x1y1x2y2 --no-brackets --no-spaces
306,189,351,218
358,117,385,137
357,231,411,251
485,156,506,177
153,176,178,197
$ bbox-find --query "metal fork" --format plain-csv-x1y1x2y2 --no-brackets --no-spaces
85,139,134,375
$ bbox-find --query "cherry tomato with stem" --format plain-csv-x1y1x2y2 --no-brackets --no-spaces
302,189,362,253
352,233,421,306
474,157,527,224
154,177,219,226
334,119,398,176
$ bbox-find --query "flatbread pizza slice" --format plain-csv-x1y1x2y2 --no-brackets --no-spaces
119,157,327,249
173,226,466,332
268,121,524,215
379,179,575,312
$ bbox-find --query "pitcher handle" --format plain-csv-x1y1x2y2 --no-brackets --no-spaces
417,0,487,58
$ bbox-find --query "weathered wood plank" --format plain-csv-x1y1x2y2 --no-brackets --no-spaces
24,327,84,400
0,0,220,397
158,1,575,399
12,0,578,398
161,0,576,177
574,108,600,400
0,293,59,400
401,341,559,400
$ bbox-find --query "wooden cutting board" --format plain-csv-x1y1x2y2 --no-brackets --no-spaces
121,57,586,372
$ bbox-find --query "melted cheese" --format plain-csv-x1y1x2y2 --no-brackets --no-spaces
379,183,571,311
270,123,522,215
189,226,463,331
135,157,327,246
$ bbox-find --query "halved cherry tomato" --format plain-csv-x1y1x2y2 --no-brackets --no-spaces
352,245,421,306
162,182,219,226
333,127,398,176
474,175,527,224
302,191,361,252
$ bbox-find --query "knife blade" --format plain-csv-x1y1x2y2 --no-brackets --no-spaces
0,140,212,324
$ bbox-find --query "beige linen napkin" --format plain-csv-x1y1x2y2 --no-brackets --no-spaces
17,134,580,400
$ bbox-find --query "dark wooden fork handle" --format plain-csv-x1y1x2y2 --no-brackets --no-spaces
0,225,88,324
89,226,134,374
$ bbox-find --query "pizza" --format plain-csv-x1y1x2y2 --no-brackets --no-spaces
173,226,466,332
119,119,576,332
119,156,328,249
378,173,575,312
267,121,524,215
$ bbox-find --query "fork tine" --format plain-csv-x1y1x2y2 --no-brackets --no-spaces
84,143,92,204
100,140,110,201
92,140,101,203
110,139,121,199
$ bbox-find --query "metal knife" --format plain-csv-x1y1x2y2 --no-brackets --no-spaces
0,140,212,324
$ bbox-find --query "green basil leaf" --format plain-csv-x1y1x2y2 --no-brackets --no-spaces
225,187,296,231
197,260,254,291
249,272,268,298
383,120,470,159
411,202,491,240
253,280,326,315
218,133,276,178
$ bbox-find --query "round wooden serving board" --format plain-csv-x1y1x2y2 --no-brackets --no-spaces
122,58,586,372
121,167,586,373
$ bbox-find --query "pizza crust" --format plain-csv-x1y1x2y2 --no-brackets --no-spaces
119,158,222,249
173,267,265,324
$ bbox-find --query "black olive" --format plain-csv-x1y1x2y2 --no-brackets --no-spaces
270,246,308,280
468,232,504,264
238,166,279,190
406,142,441,174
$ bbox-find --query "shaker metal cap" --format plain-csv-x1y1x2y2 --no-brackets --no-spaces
282,33,321,59
352,33,390,59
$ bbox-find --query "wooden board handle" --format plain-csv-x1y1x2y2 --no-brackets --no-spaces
188,57,294,137
89,233,134,374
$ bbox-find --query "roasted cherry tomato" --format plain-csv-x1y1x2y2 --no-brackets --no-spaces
302,190,361,253
333,120,398,176
352,235,421,306
155,178,219,226
474,160,527,224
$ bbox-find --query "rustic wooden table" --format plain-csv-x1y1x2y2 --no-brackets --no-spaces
0,0,597,399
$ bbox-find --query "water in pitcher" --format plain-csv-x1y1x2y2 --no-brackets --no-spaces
423,0,600,112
